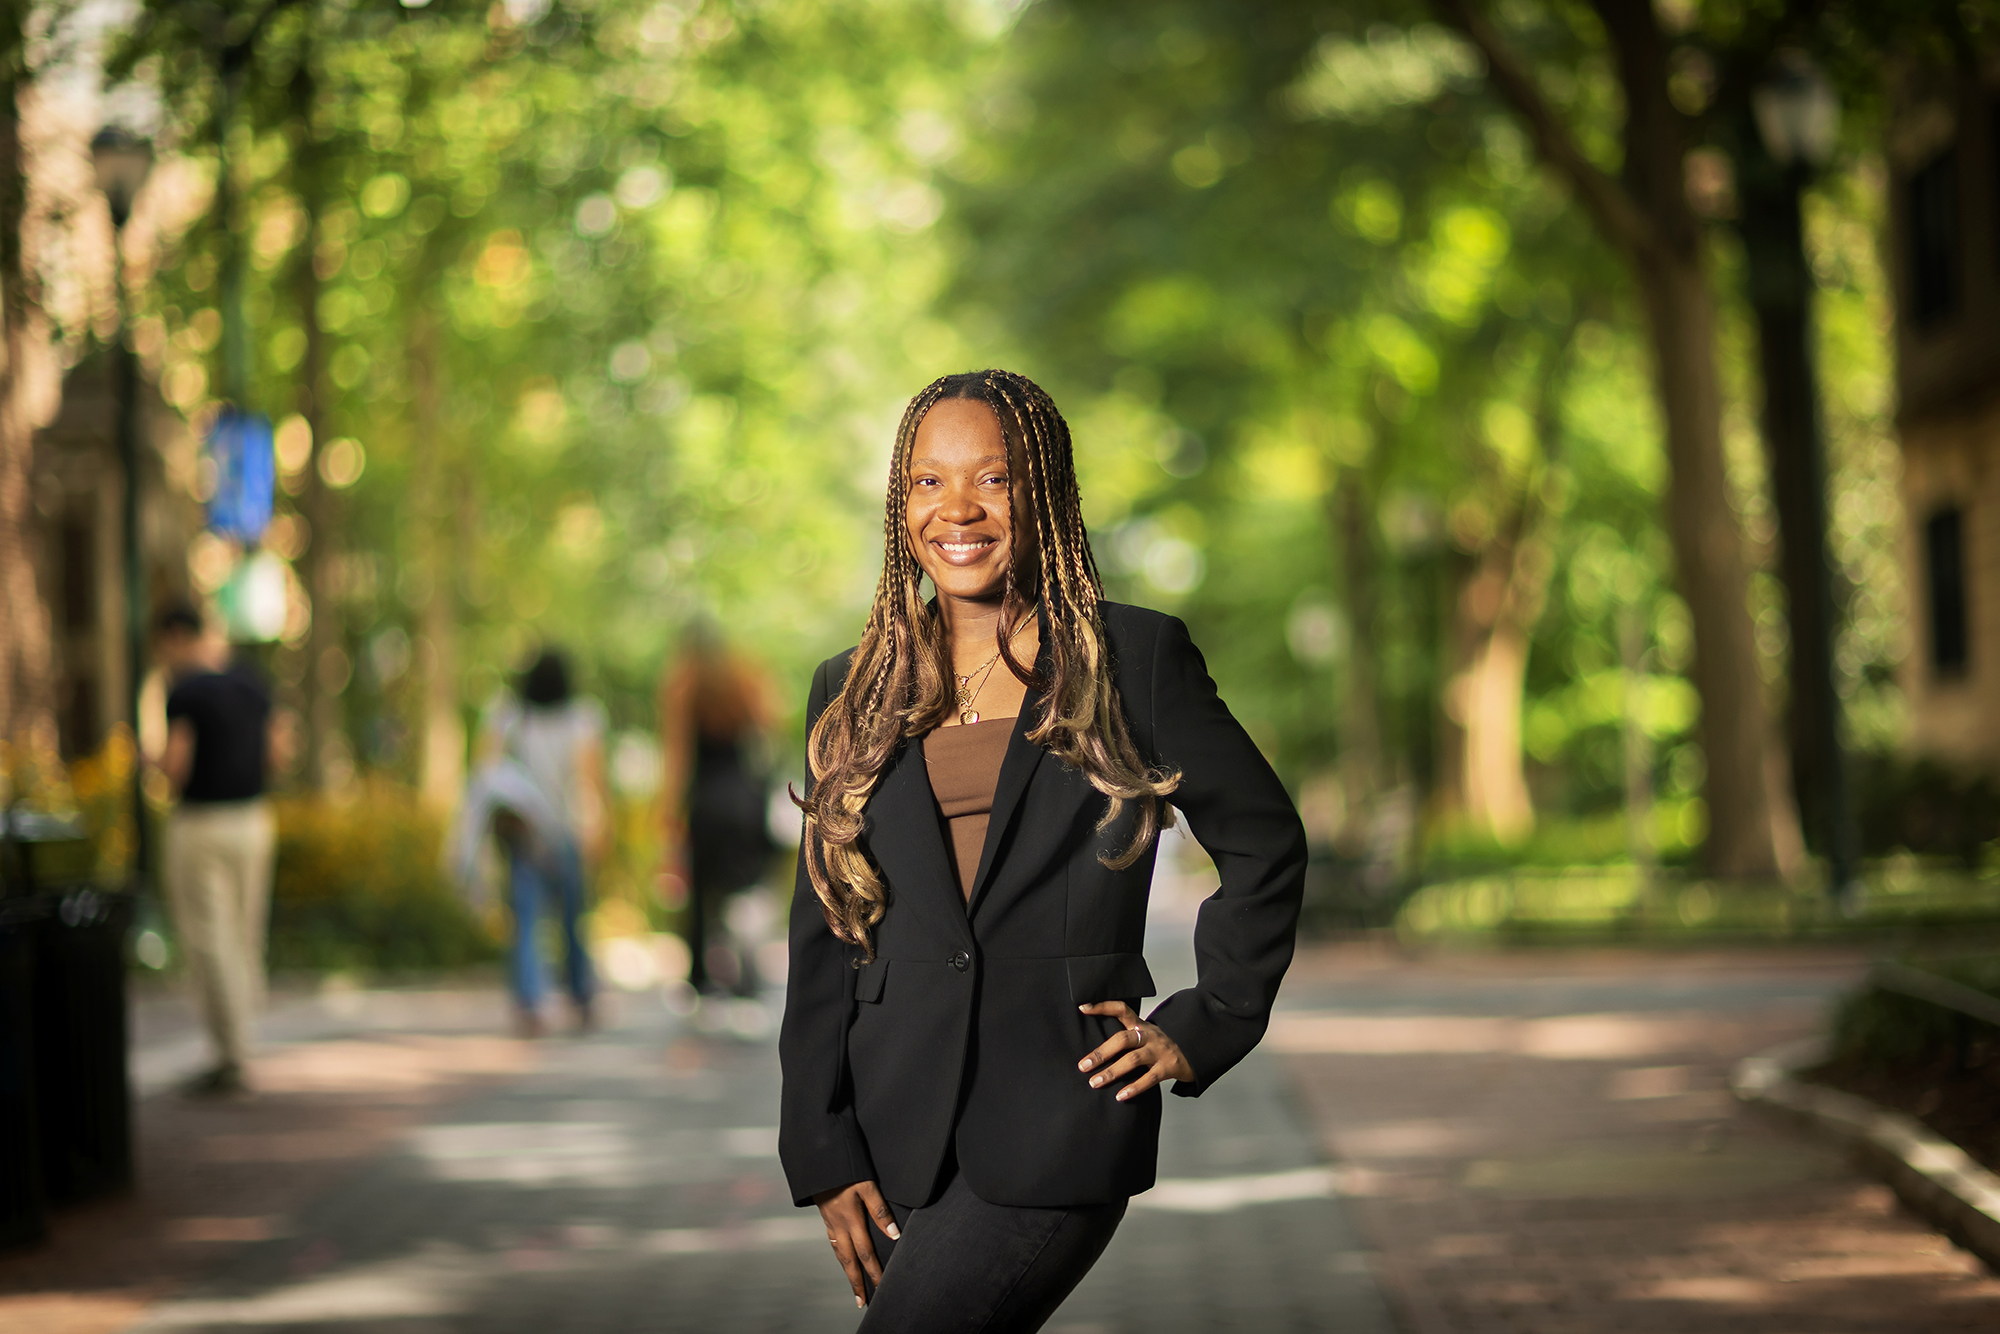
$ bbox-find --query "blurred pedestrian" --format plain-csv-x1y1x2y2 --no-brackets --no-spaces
154,602,280,1099
783,371,1305,1328
476,647,609,1036
659,623,776,999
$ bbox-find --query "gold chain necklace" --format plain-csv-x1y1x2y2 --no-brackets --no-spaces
953,619,1030,725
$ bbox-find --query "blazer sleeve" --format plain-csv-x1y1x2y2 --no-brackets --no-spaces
1141,614,1307,1098
777,656,878,1205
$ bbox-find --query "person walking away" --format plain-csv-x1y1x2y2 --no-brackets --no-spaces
659,625,776,999
478,648,609,1036
154,603,279,1099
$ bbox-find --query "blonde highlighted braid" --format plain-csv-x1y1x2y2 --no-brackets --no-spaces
795,370,1180,956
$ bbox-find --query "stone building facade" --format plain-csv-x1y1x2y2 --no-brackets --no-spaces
33,352,194,759
1892,68,2000,771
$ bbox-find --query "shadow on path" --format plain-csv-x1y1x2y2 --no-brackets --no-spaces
42,902,1393,1333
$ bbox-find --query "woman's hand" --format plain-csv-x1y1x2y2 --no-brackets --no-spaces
1077,1002,1195,1100
811,1179,900,1309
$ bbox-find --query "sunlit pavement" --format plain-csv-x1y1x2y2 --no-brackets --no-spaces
0,980,539,1334
4,874,1393,1333
1273,943,2000,1332
119,988,878,1334
29,908,1995,1333
111,982,1390,1333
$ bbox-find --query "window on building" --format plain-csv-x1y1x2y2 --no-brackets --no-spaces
1909,147,1960,331
1925,507,1968,678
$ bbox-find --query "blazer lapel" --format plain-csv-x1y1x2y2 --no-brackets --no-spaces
967,616,1058,915
964,701,1046,916
865,737,975,943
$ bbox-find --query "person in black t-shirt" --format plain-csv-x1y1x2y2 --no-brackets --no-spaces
155,602,279,1098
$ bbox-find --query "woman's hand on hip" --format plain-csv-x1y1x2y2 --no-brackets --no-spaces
1077,1001,1194,1100
812,1179,899,1308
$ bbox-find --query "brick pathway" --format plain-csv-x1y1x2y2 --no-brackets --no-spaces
2,903,1395,1334
0,985,533,1334
1275,943,2000,1333
20,903,1993,1332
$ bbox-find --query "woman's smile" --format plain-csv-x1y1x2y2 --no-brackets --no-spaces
931,533,1000,564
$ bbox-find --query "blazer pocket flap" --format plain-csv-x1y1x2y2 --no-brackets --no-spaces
855,957,889,1003
1066,952,1157,1006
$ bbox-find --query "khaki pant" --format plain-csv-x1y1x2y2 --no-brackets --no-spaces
164,799,276,1069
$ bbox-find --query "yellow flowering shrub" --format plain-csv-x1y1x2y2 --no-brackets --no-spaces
271,782,496,971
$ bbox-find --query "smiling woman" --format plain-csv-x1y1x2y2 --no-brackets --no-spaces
904,397,1041,724
779,369,1308,1331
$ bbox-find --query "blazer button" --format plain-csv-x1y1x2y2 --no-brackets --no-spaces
949,950,971,972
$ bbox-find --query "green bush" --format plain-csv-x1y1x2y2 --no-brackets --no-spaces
270,784,497,972
1396,865,2000,942
1830,956,2000,1072
1856,754,2000,866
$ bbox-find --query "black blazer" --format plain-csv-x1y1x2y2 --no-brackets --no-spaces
777,601,1306,1210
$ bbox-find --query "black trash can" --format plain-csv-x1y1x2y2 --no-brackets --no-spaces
30,887,134,1206
0,894,49,1249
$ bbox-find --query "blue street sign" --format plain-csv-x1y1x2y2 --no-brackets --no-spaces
206,407,275,544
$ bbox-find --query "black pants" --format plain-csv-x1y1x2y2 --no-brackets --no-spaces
684,878,759,997
858,1170,1126,1333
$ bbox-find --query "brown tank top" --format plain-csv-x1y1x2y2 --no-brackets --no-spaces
923,718,1014,901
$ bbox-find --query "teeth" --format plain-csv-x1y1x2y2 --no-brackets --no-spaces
939,541,991,554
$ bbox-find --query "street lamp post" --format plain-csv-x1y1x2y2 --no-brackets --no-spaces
1739,53,1856,903
93,126,154,888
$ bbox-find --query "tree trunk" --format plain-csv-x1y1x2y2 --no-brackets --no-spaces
290,46,341,790
1618,600,1655,868
1434,327,1572,843
1736,151,1855,886
1441,549,1536,842
0,63,55,769
1330,463,1384,856
1433,0,1803,879
418,556,463,809
1594,0,1795,879
410,304,463,809
1634,256,1790,877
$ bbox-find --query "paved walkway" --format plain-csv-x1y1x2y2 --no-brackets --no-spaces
1274,944,2000,1333
3,895,1394,1333
13,898,2000,1331
0,984,536,1334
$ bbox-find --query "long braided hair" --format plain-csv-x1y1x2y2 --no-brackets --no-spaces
797,370,1181,955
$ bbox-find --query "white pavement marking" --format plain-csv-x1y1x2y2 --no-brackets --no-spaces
1269,1009,1727,1059
137,1248,487,1326
405,1122,784,1186
637,1216,827,1253
1131,1166,1341,1213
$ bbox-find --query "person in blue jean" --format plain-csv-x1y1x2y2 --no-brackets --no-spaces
477,648,611,1036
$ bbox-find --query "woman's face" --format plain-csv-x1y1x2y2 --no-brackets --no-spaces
905,397,1034,607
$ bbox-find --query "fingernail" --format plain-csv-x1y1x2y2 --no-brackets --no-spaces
856,1295,866,1309
1090,1075,1102,1087
1116,1090,1129,1100
1078,1058,1091,1070
886,1223,901,1240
